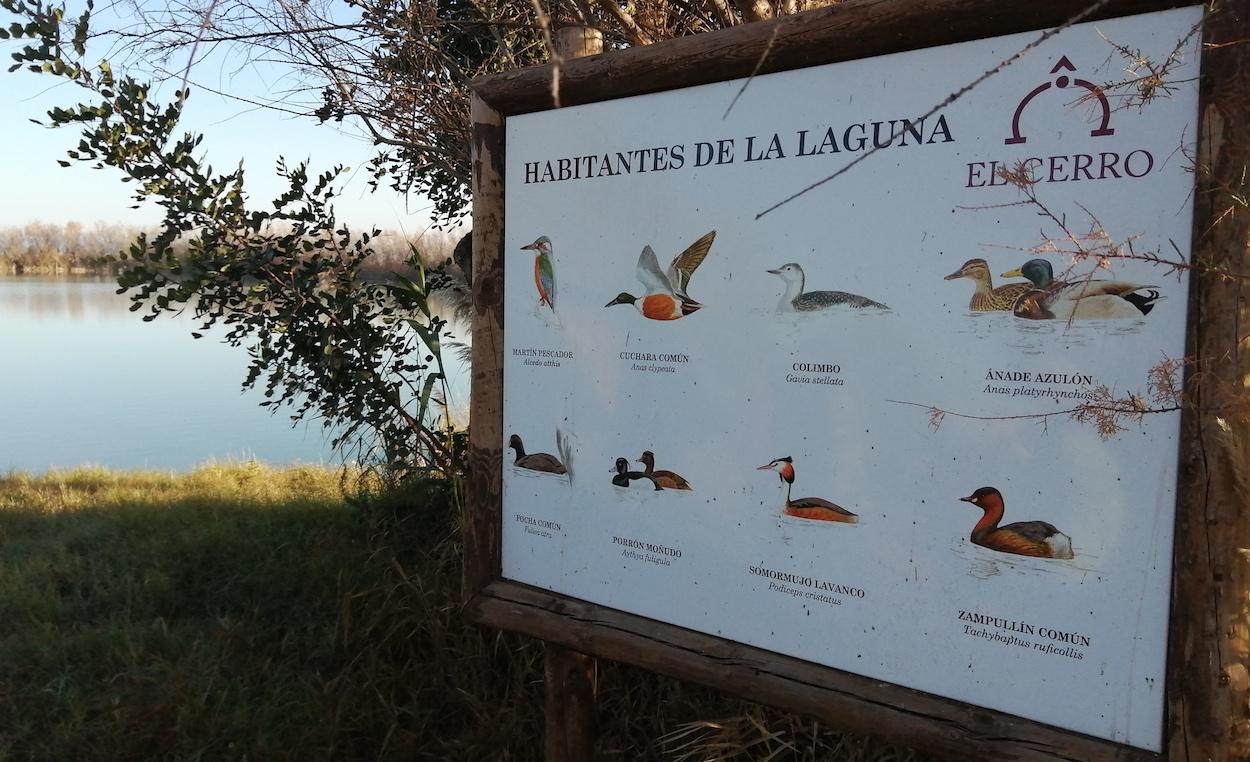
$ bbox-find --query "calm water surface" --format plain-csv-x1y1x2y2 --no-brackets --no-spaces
0,278,465,472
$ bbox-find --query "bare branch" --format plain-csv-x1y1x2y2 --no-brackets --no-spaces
594,0,654,45
703,0,736,28
722,21,780,119
733,0,770,24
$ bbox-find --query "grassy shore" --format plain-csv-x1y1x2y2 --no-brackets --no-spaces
0,464,926,761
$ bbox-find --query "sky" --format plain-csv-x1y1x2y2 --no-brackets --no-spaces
0,4,440,235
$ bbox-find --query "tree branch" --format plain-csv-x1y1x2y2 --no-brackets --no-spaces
593,0,653,45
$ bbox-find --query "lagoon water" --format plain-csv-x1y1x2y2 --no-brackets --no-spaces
0,278,466,472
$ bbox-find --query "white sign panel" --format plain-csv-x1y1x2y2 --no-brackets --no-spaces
501,7,1201,751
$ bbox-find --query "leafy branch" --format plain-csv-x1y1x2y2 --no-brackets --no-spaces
2,0,463,475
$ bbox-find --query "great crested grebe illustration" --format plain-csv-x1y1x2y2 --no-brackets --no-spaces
638,451,692,490
958,487,1074,559
612,457,662,490
1002,258,1162,320
507,434,566,474
520,236,556,311
944,258,1032,311
756,457,858,523
605,231,715,321
766,262,888,312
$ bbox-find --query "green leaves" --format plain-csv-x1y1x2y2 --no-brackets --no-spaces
406,318,442,356
388,274,432,319
417,371,445,425
70,0,90,56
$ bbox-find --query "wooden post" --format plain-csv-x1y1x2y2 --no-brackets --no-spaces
465,91,505,599
545,644,597,761
554,26,604,59
539,27,602,762
1168,2,1250,759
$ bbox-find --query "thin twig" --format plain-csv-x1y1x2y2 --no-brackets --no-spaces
723,22,781,119
180,0,223,94
887,398,1182,424
593,0,654,45
527,0,562,107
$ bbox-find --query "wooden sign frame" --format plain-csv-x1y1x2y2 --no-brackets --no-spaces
465,1,1249,759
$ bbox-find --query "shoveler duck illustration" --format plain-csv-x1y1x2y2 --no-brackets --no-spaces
767,263,888,312
944,258,1032,311
508,434,566,474
605,231,715,321
520,236,556,310
638,451,692,490
612,457,662,490
1002,259,1161,320
958,487,1074,559
756,457,857,523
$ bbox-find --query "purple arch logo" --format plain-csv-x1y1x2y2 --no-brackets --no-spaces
1004,56,1114,145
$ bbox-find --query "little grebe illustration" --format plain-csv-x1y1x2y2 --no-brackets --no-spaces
958,487,1074,559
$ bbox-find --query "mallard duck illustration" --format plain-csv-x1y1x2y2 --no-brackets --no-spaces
756,457,857,523
508,434,566,474
605,231,715,321
944,258,1032,311
638,451,692,490
958,487,1074,559
520,236,556,310
612,457,662,490
1002,259,1162,320
767,263,888,312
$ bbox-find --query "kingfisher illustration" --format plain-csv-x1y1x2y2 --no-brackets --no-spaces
756,457,858,523
605,231,715,321
521,236,556,310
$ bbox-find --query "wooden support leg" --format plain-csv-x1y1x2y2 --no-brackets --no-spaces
544,643,596,761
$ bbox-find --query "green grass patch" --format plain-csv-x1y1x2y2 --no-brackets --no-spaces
0,463,365,760
0,463,927,761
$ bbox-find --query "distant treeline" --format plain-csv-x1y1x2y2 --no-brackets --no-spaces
0,221,464,277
